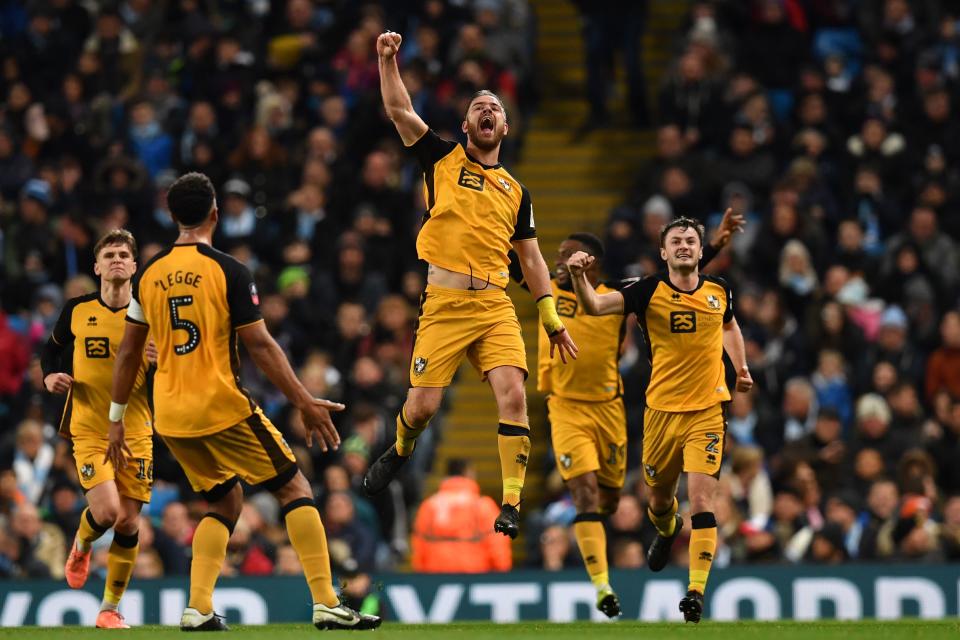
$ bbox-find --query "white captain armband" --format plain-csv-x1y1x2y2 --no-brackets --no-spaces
127,298,146,323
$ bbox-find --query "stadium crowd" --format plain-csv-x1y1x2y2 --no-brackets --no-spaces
540,0,960,569
0,0,534,584
1,0,960,589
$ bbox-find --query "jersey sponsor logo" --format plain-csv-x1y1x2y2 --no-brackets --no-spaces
559,454,572,469
669,311,697,333
496,176,512,192
84,337,110,358
250,283,260,306
457,167,485,191
706,295,721,310
80,463,95,481
413,357,428,376
556,297,577,318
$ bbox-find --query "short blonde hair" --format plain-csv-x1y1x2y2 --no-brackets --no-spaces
94,228,137,259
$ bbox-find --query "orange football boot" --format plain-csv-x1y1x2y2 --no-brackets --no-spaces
64,537,92,588
96,610,130,629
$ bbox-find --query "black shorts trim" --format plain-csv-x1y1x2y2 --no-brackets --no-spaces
247,412,295,476
260,463,298,492
201,475,240,502
598,482,621,492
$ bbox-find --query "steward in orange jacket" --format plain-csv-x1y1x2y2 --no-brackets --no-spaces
411,460,512,572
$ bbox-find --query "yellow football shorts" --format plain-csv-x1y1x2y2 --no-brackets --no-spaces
409,284,527,387
548,395,627,489
161,410,296,495
72,434,154,503
642,403,725,487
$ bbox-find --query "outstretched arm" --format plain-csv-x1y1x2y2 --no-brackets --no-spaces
568,251,624,315
514,238,578,363
378,31,429,146
722,317,753,392
239,321,344,452
106,321,150,470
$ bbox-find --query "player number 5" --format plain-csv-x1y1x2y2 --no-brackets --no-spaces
168,296,201,355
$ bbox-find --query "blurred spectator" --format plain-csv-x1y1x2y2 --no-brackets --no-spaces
324,490,377,573
411,459,510,573
8,502,65,578
153,501,192,575
925,311,960,403
12,420,53,505
573,0,648,130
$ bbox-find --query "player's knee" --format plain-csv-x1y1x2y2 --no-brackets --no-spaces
272,470,311,505
209,482,244,522
499,384,526,419
570,482,599,513
114,513,139,535
92,506,119,529
599,491,620,515
405,398,438,425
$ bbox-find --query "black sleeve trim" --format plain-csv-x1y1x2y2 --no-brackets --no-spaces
704,274,734,322
199,245,262,328
620,276,659,317
700,243,719,269
409,129,457,172
510,185,536,241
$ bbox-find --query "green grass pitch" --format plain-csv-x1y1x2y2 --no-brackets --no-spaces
1,621,958,639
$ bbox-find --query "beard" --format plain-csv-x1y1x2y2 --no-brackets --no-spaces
466,120,505,152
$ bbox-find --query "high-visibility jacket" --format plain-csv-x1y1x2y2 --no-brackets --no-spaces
411,476,512,573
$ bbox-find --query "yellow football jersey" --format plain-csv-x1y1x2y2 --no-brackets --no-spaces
621,273,733,412
48,293,152,439
538,279,623,402
128,243,263,437
410,130,535,289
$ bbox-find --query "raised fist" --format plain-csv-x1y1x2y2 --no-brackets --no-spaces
377,31,402,59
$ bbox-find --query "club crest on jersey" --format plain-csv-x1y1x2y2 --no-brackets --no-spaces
80,463,95,481
644,464,656,478
413,357,428,376
559,454,572,469
706,295,721,310
496,177,512,192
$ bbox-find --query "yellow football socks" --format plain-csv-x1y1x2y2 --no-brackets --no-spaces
573,513,609,588
497,420,530,507
395,408,428,457
283,499,338,607
76,507,108,552
647,497,678,537
688,512,718,594
102,530,139,610
188,514,230,614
